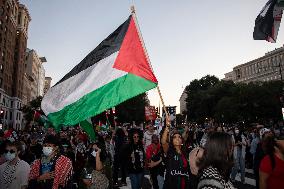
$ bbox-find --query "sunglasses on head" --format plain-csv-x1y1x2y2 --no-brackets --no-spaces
5,149,16,154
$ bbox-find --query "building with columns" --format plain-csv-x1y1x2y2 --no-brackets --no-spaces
224,46,284,83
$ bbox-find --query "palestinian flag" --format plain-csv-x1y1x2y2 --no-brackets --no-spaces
41,15,158,128
253,0,284,43
80,118,96,142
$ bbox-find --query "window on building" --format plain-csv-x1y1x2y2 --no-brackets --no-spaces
18,12,21,24
10,111,12,120
10,101,13,108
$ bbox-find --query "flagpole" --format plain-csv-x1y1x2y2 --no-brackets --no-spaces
130,6,170,127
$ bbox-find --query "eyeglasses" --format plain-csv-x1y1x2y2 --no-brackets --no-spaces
4,149,16,154
133,136,139,138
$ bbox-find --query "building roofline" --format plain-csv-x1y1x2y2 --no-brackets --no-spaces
233,46,284,70
19,4,31,21
179,88,187,101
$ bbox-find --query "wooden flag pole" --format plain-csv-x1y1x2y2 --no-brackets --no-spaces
130,6,170,126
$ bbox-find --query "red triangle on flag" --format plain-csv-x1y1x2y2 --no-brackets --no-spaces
113,16,158,83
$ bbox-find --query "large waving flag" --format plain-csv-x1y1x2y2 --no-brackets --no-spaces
41,15,158,128
253,0,284,43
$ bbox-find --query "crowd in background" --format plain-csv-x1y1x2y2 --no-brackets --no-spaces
0,121,284,189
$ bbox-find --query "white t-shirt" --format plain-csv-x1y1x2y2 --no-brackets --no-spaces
0,159,30,189
143,130,158,149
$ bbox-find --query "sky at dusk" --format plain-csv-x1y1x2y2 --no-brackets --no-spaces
20,0,284,113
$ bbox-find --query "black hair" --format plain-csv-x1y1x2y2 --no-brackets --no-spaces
168,130,187,155
170,131,183,146
129,129,143,145
198,132,233,181
6,141,22,152
43,135,60,147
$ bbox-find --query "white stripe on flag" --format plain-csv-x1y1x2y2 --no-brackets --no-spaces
42,52,127,115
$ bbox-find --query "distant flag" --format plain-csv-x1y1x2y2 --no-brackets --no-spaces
80,118,96,142
33,110,51,128
41,15,158,130
253,0,284,43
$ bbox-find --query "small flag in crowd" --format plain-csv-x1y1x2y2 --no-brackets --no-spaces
253,0,284,43
33,110,51,128
41,15,158,129
80,118,96,142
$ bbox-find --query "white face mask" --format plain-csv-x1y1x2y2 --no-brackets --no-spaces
5,152,16,161
235,130,239,134
91,150,96,157
43,147,53,156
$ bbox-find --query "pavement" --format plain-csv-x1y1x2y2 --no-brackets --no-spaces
115,168,256,189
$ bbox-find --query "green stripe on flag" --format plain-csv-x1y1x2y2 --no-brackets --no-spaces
80,119,96,142
47,73,157,129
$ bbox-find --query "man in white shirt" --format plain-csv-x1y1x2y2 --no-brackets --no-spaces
0,141,30,189
143,124,158,150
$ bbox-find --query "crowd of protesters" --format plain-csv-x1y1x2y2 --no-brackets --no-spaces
0,121,284,189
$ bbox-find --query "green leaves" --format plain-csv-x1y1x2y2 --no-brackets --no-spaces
185,77,283,124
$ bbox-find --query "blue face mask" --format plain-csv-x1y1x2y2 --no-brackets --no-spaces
5,152,16,161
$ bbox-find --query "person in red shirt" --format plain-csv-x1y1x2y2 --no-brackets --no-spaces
146,134,161,189
259,135,284,189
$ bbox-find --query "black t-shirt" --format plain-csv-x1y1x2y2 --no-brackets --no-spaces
151,151,166,176
126,143,145,174
164,148,190,189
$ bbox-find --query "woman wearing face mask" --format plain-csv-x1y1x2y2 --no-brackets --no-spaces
161,125,190,189
0,141,30,189
28,135,73,189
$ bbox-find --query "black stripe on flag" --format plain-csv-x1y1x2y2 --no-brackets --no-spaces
253,0,278,41
56,16,131,85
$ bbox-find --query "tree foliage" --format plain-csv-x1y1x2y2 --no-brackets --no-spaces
116,93,150,124
185,76,283,124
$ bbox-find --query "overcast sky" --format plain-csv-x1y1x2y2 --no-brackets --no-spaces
20,0,284,113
